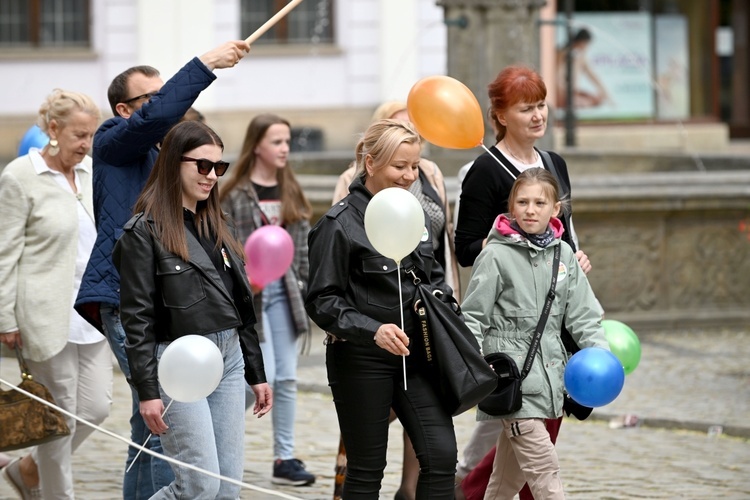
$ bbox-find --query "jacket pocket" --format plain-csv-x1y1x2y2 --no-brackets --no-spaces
156,258,206,309
362,255,401,310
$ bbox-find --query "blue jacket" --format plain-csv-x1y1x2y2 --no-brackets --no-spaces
75,57,216,331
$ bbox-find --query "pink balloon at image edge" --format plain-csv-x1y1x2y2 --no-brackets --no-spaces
244,226,294,287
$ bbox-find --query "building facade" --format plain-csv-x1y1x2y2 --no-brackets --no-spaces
0,0,747,162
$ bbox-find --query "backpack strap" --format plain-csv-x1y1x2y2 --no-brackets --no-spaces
538,149,577,252
538,149,570,200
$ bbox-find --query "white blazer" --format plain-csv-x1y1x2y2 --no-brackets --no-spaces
0,153,94,361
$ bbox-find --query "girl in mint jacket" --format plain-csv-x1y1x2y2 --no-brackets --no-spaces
461,167,609,499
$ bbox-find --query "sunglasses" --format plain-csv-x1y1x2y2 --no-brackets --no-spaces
181,156,230,177
123,92,157,105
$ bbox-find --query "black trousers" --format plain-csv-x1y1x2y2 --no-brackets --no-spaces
327,341,457,499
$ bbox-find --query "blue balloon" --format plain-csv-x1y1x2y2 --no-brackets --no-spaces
564,347,625,407
18,125,49,156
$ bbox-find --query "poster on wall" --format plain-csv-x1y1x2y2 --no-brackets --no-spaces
556,12,654,120
655,15,690,120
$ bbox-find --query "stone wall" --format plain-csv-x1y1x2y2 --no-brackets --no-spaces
567,171,750,331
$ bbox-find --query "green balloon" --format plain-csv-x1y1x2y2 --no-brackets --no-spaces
602,319,642,375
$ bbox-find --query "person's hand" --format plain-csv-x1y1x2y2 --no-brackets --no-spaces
575,250,592,275
199,40,250,70
0,331,21,349
140,399,168,435
374,324,410,356
249,383,273,418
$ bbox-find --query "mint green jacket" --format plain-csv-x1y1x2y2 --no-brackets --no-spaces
461,216,608,420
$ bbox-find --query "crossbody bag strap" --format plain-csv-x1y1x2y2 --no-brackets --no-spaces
520,243,561,379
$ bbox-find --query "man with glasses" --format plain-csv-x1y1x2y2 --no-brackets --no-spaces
75,39,249,500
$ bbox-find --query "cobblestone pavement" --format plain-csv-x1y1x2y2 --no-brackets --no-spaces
1,326,748,499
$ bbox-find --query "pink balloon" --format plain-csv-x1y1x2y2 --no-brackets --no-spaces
244,226,294,287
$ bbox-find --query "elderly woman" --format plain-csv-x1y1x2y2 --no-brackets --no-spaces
0,89,111,499
306,119,458,499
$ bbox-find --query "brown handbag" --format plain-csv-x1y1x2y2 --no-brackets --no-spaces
0,347,70,451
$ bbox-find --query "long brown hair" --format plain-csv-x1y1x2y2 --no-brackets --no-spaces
219,113,312,224
134,120,244,261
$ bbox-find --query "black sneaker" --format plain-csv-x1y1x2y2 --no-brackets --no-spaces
272,458,316,486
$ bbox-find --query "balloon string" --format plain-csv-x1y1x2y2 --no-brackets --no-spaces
396,262,407,390
126,398,173,473
481,143,517,180
0,377,303,500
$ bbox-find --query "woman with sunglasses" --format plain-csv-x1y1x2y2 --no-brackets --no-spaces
113,120,272,499
219,114,316,486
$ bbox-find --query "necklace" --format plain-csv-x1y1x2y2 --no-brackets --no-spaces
503,141,538,165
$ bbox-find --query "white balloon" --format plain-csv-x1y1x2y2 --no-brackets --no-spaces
158,335,224,402
364,188,425,261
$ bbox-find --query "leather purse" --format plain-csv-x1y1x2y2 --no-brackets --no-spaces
0,347,70,451
409,269,498,416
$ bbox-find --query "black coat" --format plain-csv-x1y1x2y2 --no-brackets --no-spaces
113,212,266,401
305,176,452,345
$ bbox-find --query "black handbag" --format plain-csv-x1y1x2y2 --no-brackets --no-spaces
408,269,497,416
0,347,70,452
479,244,561,416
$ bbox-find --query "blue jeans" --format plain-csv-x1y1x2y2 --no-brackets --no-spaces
100,304,174,499
245,278,299,459
154,329,247,499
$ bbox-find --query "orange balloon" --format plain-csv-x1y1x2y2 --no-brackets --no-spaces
407,75,484,149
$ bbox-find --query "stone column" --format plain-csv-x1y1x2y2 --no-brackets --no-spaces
436,0,548,147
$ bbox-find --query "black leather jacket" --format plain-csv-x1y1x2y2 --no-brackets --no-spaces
113,212,266,401
305,176,452,345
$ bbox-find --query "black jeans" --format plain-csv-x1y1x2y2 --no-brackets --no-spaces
327,341,457,499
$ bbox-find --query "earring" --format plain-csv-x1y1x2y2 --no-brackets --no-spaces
48,139,59,157
368,172,373,177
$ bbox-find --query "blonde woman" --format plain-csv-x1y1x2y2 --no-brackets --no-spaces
307,119,458,499
0,89,111,499
333,101,460,301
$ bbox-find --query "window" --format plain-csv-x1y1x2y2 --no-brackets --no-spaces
0,0,90,49
240,0,333,45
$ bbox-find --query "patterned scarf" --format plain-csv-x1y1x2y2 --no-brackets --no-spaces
510,220,555,248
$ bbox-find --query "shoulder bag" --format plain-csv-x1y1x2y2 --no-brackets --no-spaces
409,268,498,416
479,243,561,416
0,347,70,451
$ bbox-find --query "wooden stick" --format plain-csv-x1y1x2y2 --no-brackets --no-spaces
245,0,305,45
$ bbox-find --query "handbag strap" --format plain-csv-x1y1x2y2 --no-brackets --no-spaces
538,150,569,200
520,243,561,379
14,346,32,381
